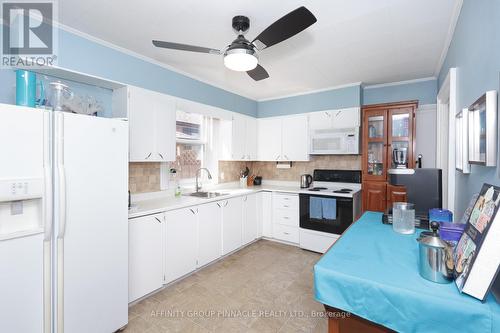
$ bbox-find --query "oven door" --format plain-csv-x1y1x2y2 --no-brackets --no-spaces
299,194,353,234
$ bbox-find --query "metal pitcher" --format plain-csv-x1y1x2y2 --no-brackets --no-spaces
417,221,454,284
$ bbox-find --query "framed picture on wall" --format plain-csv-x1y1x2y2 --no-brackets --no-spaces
468,90,497,167
455,108,470,173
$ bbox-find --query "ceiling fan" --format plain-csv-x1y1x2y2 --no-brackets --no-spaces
152,6,317,81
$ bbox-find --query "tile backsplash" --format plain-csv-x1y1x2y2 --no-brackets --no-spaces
130,155,361,193
218,155,361,183
129,162,161,193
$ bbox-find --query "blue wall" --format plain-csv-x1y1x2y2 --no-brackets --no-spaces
257,84,362,117
363,79,437,106
438,0,500,218
0,27,257,116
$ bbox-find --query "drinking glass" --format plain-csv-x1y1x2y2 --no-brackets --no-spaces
393,202,415,234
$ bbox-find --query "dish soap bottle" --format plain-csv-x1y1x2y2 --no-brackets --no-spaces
170,168,181,197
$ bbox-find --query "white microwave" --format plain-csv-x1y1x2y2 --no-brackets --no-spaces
310,127,360,155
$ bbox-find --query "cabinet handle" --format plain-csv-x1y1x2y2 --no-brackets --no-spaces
284,155,289,160
276,155,280,160
145,152,152,159
283,198,290,200
283,216,290,219
217,203,221,208
158,153,164,159
241,155,245,159
224,200,229,207
325,111,331,117
243,196,247,202
154,217,162,223
284,232,290,235
283,205,289,208
189,208,196,215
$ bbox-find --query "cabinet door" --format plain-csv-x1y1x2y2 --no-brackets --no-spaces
282,115,309,161
362,109,388,181
231,115,246,160
242,194,258,244
386,185,408,211
332,107,360,128
388,107,415,169
128,87,157,161
259,192,273,238
245,117,257,160
362,181,387,212
257,118,282,161
155,93,176,162
197,202,223,267
128,214,164,302
222,197,243,255
164,208,198,283
309,111,333,131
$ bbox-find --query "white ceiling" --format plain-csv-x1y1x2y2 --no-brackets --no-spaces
59,0,459,100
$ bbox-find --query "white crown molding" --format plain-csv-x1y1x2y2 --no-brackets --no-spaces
257,82,362,102
434,0,463,77
363,77,437,90
53,21,257,101
417,103,437,113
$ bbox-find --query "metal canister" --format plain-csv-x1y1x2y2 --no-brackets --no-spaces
416,221,454,284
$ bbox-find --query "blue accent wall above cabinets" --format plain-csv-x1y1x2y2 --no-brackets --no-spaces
363,79,437,106
438,0,500,218
0,27,257,116
257,84,362,118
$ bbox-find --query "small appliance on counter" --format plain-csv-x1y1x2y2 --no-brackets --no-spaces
253,176,262,186
300,174,313,188
383,168,442,228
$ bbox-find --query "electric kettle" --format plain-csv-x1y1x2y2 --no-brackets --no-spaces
300,174,313,188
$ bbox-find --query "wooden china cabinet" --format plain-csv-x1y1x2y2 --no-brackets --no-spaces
361,101,417,212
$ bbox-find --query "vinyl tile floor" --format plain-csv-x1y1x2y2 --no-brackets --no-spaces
125,240,327,333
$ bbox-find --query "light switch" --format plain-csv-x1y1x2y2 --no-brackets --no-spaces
11,201,23,215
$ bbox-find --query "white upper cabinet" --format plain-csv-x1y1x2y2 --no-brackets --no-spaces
257,117,282,161
127,86,176,162
282,115,309,161
257,115,309,161
309,107,360,131
230,114,257,161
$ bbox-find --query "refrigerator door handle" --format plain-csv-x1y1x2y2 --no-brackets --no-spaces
56,113,67,240
43,166,53,241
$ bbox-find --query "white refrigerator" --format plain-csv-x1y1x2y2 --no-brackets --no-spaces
0,104,129,333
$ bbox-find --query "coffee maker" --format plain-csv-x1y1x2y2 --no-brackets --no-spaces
392,148,408,168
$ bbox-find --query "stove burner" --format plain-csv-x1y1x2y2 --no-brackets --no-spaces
333,188,353,194
308,187,328,192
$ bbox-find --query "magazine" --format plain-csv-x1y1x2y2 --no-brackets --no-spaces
454,184,500,300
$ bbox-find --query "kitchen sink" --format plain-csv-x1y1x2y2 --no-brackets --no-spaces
185,191,228,199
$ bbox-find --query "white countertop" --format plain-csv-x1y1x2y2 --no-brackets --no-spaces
128,182,360,219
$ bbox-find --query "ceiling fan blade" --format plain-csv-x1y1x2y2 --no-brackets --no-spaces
247,64,269,81
251,6,316,50
152,40,221,55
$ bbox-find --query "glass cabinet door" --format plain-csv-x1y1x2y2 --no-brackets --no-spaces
363,110,388,181
388,108,414,169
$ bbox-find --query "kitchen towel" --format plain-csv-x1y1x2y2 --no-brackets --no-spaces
309,197,323,219
322,198,337,220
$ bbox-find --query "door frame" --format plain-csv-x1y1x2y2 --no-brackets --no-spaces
436,68,457,213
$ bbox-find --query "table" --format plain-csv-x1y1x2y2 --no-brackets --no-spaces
314,212,500,333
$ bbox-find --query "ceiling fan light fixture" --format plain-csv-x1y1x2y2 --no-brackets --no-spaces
223,48,258,72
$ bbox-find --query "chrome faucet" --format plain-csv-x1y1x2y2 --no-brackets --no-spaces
195,168,212,192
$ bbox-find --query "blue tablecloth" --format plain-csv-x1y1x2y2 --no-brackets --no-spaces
314,212,500,333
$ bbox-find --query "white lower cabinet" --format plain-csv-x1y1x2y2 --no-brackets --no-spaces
259,192,273,238
128,213,164,302
197,202,223,267
222,197,243,255
272,193,300,244
164,208,198,284
242,194,258,244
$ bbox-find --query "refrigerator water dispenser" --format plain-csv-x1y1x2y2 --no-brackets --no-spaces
0,178,44,238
